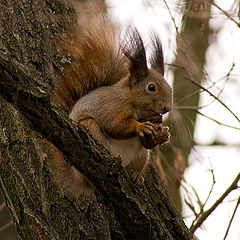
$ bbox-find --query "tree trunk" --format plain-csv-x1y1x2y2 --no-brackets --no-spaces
162,0,212,211
0,0,192,239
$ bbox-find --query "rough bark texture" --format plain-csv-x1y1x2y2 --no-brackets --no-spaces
0,0,192,239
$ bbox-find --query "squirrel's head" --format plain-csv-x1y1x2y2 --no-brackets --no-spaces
123,29,173,120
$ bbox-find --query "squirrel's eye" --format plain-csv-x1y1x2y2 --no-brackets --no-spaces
148,84,156,92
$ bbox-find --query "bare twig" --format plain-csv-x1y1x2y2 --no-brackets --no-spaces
190,172,240,233
195,110,240,130
174,63,235,106
0,202,6,211
169,63,240,126
193,63,234,110
195,142,240,147
211,1,240,27
190,165,216,227
202,166,216,209
184,76,240,125
223,195,240,240
0,220,14,232
184,193,198,217
189,182,203,210
162,0,178,32
172,107,240,130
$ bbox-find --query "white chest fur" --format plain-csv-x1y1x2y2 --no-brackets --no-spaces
108,137,144,167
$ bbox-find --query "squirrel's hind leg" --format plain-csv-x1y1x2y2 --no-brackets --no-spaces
125,149,149,185
44,141,95,199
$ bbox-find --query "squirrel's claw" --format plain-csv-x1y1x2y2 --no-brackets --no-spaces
138,121,156,137
140,124,170,149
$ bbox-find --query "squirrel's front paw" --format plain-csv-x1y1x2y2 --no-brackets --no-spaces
136,121,156,138
140,124,170,149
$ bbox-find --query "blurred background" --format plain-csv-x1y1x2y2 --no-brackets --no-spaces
1,0,239,239
107,0,240,239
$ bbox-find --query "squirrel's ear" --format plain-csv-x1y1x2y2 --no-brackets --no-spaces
122,28,148,84
150,33,164,76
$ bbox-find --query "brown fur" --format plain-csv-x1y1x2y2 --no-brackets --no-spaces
53,20,128,113
49,15,172,197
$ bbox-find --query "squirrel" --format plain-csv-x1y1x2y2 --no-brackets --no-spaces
47,17,173,198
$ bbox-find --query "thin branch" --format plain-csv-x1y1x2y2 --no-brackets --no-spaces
174,63,235,105
195,63,234,110
184,76,240,125
157,144,176,176
172,107,240,130
169,62,240,126
175,89,204,105
211,1,240,27
190,165,216,227
0,202,6,211
183,192,198,217
194,142,240,147
201,166,216,211
195,110,240,130
162,0,178,32
0,51,192,240
190,172,240,233
182,180,203,213
223,195,240,240
0,220,14,232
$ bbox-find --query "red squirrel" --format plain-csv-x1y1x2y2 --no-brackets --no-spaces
48,17,172,197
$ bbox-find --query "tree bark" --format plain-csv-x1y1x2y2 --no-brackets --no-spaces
0,0,192,239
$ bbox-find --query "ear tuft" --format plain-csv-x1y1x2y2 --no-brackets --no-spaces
150,33,164,76
122,27,148,83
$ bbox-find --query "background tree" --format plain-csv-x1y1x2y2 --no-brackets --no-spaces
109,0,240,239
160,0,213,211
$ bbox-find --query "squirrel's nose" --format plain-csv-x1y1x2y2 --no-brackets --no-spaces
161,105,172,114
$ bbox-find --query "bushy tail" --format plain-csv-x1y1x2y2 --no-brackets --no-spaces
53,18,128,113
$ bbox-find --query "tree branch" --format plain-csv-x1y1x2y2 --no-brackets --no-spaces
174,108,240,131
223,195,240,240
190,172,240,233
0,47,192,240
184,76,240,125
211,1,240,27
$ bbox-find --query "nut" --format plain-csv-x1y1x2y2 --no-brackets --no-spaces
138,114,170,149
